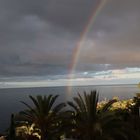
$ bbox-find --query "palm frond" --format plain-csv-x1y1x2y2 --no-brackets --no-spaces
101,99,117,112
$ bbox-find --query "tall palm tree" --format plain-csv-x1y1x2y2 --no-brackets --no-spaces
20,95,66,140
67,91,138,140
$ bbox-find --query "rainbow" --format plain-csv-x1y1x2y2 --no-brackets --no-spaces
67,0,108,93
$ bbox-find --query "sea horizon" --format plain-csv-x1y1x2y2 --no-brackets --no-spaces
0,83,138,89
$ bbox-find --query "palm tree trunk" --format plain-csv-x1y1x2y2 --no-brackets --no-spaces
41,128,47,140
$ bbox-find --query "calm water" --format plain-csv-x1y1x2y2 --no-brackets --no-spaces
0,85,139,132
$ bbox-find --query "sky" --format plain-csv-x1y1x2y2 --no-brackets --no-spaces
0,0,140,88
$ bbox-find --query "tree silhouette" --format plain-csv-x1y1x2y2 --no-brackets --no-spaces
20,95,66,140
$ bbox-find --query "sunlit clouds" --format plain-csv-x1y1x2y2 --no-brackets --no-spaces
0,67,140,88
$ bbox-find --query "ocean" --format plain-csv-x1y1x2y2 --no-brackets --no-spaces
0,84,139,132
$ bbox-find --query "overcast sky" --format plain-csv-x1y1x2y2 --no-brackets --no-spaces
0,0,140,87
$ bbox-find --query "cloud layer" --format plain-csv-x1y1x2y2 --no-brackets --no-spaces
0,0,140,85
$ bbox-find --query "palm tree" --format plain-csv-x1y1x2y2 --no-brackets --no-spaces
127,93,140,137
67,91,138,140
129,93,140,116
20,95,66,140
8,114,16,140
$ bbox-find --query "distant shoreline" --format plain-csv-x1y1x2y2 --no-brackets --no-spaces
0,83,137,90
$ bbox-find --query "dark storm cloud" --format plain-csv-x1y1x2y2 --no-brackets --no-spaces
0,0,140,78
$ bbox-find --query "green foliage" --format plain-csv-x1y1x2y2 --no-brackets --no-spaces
67,91,136,140
130,93,140,116
5,92,140,140
20,95,66,140
126,93,140,135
